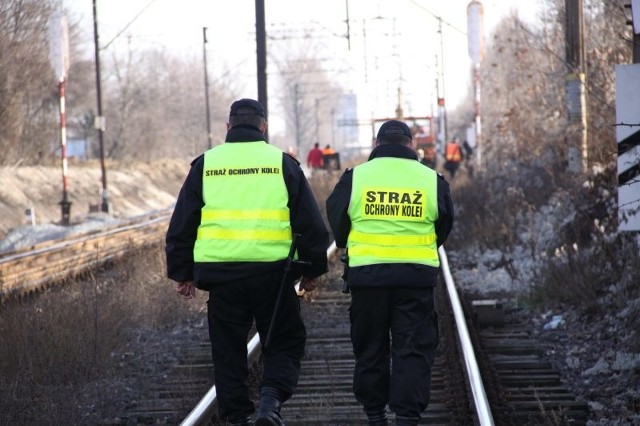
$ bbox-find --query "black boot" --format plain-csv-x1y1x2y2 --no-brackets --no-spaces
395,415,420,426
228,415,252,426
365,407,388,425
255,394,285,426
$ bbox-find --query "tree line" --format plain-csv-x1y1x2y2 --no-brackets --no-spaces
0,0,633,167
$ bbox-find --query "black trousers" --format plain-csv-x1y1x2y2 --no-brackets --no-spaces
350,287,439,418
207,269,306,421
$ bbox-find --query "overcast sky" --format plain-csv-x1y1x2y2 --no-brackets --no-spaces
65,0,541,126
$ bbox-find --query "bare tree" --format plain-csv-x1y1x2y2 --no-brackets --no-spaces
101,43,236,161
455,0,633,175
474,11,566,172
0,1,58,165
271,41,345,158
0,1,99,166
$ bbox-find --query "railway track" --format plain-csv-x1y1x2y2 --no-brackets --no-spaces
277,274,588,425
1,219,590,424
177,250,590,425
275,271,475,425
468,303,591,425
0,211,171,301
114,261,475,425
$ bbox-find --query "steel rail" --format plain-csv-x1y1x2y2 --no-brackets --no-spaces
439,246,495,425
0,214,172,300
0,209,172,259
181,242,495,426
0,215,170,263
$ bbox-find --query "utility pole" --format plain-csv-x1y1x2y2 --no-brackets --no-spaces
315,98,320,145
395,87,404,120
467,1,485,171
564,0,588,173
202,27,212,150
331,108,336,147
255,0,268,140
294,84,301,154
345,0,351,50
92,0,110,213
630,0,640,63
436,17,448,160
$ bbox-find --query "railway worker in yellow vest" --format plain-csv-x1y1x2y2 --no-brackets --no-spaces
326,120,454,426
166,98,330,426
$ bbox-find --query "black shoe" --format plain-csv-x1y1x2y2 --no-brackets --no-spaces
395,415,420,426
254,395,285,426
365,407,388,425
228,415,252,426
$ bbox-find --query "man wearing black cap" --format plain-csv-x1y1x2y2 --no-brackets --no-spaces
326,119,454,426
166,98,330,426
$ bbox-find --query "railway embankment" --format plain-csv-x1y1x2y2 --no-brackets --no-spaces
0,158,189,243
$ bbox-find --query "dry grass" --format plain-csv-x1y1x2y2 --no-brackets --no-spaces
0,244,202,425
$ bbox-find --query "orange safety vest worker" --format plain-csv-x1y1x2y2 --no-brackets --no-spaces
322,145,336,155
445,141,462,162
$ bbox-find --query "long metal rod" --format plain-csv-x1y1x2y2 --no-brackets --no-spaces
438,246,494,425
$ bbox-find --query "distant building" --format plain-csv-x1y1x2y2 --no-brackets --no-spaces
336,93,362,157
54,137,89,160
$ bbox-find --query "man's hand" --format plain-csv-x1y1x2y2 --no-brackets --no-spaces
299,276,319,293
176,281,196,299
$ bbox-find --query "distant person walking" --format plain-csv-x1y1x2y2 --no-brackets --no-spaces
326,120,454,426
322,144,336,156
322,144,341,170
306,142,324,173
166,98,330,426
444,138,463,180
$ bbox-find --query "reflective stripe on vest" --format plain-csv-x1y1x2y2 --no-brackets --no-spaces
194,142,292,262
347,157,439,267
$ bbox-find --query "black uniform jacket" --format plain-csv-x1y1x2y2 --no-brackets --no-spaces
326,144,454,288
166,125,330,289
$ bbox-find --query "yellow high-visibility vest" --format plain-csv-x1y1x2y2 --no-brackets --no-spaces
194,142,292,262
347,157,439,267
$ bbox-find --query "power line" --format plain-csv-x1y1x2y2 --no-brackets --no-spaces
102,0,159,50
406,0,467,36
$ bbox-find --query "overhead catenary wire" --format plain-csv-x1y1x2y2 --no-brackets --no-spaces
101,0,159,50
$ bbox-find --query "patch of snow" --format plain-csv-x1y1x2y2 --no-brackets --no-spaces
0,213,122,253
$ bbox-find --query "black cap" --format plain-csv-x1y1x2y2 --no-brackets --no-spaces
229,98,266,118
376,120,412,139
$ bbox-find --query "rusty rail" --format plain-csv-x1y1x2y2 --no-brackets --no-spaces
0,212,171,301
